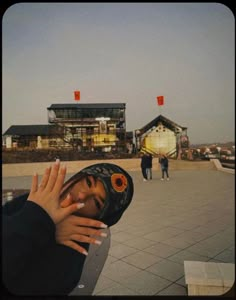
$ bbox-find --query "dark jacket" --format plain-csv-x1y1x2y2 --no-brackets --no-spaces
141,154,149,168
146,155,153,168
2,193,89,296
159,157,169,169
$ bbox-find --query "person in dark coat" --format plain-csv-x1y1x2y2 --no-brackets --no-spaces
2,160,134,296
140,152,149,181
159,154,170,180
146,153,153,180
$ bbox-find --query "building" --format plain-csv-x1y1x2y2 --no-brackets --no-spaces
3,103,131,153
2,125,57,149
135,114,189,158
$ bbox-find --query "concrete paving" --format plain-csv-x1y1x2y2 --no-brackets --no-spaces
2,162,235,296
93,169,235,296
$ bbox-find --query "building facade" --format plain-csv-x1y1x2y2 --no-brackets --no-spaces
3,106,189,157
3,103,130,153
135,115,189,158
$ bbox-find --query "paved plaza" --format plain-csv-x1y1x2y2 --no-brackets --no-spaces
2,161,235,296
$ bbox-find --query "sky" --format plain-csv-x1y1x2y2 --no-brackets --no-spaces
2,2,235,144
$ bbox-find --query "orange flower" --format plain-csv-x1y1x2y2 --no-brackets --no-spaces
111,173,128,192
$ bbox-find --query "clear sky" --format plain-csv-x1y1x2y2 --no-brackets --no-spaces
2,2,235,144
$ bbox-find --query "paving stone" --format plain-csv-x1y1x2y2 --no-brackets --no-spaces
101,260,140,283
122,236,157,250
108,243,138,259
186,242,228,258
143,242,181,258
117,270,172,295
95,282,139,295
168,249,209,264
157,283,188,295
147,259,184,282
143,230,175,242
161,236,194,249
111,231,137,242
93,275,116,295
175,276,187,287
214,249,235,263
122,251,163,269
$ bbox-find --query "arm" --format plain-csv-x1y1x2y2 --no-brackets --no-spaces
2,201,56,291
2,193,29,216
3,161,87,295
4,240,89,295
2,199,91,295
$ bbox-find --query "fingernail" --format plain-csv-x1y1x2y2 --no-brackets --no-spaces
56,159,60,164
83,250,88,256
34,172,37,176
100,223,108,228
77,203,85,209
95,240,102,245
100,232,107,237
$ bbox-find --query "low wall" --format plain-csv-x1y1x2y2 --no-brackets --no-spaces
2,158,215,177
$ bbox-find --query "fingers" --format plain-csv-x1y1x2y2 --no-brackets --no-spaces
60,193,73,208
53,165,67,195
30,172,38,193
71,216,108,229
71,226,108,238
45,159,60,191
60,202,85,220
71,234,102,245
38,166,51,190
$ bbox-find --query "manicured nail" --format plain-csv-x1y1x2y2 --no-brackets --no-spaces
95,240,102,245
100,232,107,237
100,223,108,228
82,250,88,256
56,159,60,164
77,203,85,209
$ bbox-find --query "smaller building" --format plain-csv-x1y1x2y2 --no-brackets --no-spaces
135,114,189,158
2,125,57,149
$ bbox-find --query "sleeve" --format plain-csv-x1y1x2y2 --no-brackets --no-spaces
16,243,89,295
2,193,29,216
2,201,56,292
3,240,89,295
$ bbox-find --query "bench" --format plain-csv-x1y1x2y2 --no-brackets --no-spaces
184,261,235,296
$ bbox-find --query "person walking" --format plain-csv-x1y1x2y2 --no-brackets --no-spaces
140,152,148,181
146,153,153,180
159,154,170,180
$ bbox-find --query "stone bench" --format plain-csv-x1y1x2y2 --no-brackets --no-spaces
184,261,235,296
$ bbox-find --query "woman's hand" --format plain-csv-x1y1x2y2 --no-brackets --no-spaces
56,215,108,255
27,160,84,224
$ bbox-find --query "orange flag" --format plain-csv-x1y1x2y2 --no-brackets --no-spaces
74,90,80,101
157,96,164,106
